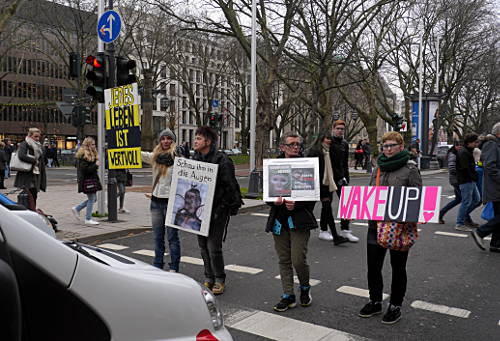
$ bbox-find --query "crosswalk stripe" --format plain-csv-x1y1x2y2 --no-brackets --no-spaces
250,212,269,217
336,286,389,300
226,308,369,341
180,256,205,265
97,243,129,251
435,231,468,238
274,275,321,287
410,300,470,318
225,264,263,274
133,249,165,257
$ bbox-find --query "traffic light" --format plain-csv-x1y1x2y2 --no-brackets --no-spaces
83,106,92,124
391,113,404,132
116,57,136,86
69,52,80,78
85,53,106,103
209,113,217,128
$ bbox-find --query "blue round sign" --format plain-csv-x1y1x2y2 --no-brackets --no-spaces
97,10,122,43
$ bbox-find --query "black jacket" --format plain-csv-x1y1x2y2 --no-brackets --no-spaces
76,157,102,193
192,147,243,220
13,141,46,191
456,146,477,184
0,149,6,170
330,136,350,183
265,154,318,232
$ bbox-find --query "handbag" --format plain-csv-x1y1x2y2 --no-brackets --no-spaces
481,202,494,221
10,151,33,172
374,168,419,251
82,178,100,194
126,170,133,187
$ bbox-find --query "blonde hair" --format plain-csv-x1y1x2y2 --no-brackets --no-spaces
75,137,98,162
152,140,177,176
28,127,41,136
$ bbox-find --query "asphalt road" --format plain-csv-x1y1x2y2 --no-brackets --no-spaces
85,173,500,341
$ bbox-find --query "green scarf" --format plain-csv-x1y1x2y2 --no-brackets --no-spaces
377,150,410,172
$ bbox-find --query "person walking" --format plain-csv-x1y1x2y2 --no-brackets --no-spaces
141,129,180,272
3,138,13,179
192,126,242,295
0,142,7,189
14,128,46,210
471,123,500,253
455,133,481,231
358,132,422,324
115,169,130,213
362,139,372,170
354,141,364,170
71,137,102,225
439,145,463,224
331,120,359,242
267,132,318,312
307,134,348,245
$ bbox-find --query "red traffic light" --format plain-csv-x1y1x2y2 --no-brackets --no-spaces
85,55,102,68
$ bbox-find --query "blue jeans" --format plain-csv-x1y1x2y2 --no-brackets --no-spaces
4,165,10,179
456,182,481,226
75,192,97,220
476,166,483,197
439,185,473,222
477,201,500,245
150,198,180,271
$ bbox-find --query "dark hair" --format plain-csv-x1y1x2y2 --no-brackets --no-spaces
195,126,218,145
463,133,478,145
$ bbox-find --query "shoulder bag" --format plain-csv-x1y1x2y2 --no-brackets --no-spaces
10,151,33,172
375,168,419,251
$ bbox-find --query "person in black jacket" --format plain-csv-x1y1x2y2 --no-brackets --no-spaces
455,133,481,231
0,142,7,189
307,134,348,245
3,138,13,179
14,128,46,210
330,120,359,242
192,126,243,295
266,132,318,312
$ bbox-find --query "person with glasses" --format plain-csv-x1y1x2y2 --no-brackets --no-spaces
266,132,318,312
359,132,421,324
330,120,359,242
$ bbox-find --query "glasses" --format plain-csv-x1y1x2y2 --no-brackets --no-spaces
382,143,400,150
284,142,301,148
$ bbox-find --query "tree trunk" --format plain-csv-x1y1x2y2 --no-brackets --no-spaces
141,69,154,151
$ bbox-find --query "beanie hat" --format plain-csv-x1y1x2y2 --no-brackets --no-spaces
159,128,176,142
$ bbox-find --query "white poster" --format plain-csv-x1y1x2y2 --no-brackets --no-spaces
263,158,320,202
165,158,218,236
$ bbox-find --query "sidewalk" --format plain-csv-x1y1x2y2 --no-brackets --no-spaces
2,177,267,244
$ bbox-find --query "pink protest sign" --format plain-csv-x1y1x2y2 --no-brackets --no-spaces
338,186,441,223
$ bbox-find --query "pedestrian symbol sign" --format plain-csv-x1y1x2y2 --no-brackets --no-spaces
97,10,122,43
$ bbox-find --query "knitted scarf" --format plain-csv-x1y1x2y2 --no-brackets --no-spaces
377,150,410,172
322,144,337,192
25,136,43,175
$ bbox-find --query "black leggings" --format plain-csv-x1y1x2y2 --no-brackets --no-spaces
320,199,340,238
367,243,409,306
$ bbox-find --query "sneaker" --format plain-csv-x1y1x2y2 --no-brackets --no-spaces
489,246,500,253
341,230,359,242
438,217,445,224
319,230,334,241
119,208,131,214
212,282,225,295
382,305,402,324
464,221,479,228
168,269,178,273
455,225,473,232
359,301,382,318
84,219,99,225
71,207,80,221
333,236,349,245
471,231,486,250
300,286,312,307
203,281,214,290
273,294,297,312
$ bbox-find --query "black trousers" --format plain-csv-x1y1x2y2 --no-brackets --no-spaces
320,199,340,238
335,187,350,230
367,243,409,306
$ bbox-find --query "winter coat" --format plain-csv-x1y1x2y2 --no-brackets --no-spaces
141,151,174,199
192,147,243,221
265,154,318,233
14,141,46,192
115,169,128,183
0,149,6,170
76,157,102,193
456,146,477,184
481,136,500,203
367,160,422,245
447,147,458,186
330,136,350,183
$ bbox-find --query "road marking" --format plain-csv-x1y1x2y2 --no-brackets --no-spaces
225,264,263,274
97,243,129,250
180,256,205,265
132,249,167,257
275,275,321,287
226,308,369,341
336,286,389,300
498,320,500,326
249,212,269,217
435,231,468,238
410,300,470,318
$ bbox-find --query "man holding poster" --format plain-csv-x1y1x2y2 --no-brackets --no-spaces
266,132,318,312
192,127,242,295
358,132,422,325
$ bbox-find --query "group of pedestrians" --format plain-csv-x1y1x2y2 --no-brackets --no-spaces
354,139,371,170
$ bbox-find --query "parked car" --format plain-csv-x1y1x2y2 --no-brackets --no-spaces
231,148,242,156
0,201,233,341
436,144,453,168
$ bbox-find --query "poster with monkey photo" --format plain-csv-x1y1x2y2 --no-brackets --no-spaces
165,158,218,236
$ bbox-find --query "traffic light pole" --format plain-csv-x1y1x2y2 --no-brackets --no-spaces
97,0,106,216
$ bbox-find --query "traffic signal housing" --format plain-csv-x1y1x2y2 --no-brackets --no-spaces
209,113,217,128
391,113,404,132
116,57,137,86
85,53,106,103
69,52,80,78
